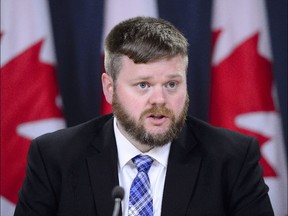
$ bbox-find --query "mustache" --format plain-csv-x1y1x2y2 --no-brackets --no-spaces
140,106,174,119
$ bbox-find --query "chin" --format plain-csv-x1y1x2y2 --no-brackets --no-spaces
146,127,169,136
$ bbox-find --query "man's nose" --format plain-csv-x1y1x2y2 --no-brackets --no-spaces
149,86,166,105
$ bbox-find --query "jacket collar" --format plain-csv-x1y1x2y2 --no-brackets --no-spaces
161,123,203,215
86,117,120,216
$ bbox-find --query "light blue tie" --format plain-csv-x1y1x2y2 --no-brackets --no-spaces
128,155,154,216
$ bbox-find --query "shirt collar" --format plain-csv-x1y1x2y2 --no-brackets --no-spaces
113,117,171,169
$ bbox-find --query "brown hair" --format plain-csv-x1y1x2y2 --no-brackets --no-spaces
104,16,189,81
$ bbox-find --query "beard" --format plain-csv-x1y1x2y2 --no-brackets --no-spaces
112,93,189,148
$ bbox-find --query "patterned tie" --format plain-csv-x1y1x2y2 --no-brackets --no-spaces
128,155,154,216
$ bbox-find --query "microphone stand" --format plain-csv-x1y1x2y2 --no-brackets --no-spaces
112,198,122,216
112,186,125,216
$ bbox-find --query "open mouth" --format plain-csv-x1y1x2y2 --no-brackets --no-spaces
146,114,169,126
149,114,166,119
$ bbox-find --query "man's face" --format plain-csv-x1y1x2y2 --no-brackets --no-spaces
112,55,189,147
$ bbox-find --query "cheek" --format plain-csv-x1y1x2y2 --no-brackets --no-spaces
171,93,187,115
116,87,145,114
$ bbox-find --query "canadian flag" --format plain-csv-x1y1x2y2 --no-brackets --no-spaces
210,0,287,215
100,0,158,114
1,0,65,215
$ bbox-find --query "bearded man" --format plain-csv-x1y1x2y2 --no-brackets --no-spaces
14,16,274,216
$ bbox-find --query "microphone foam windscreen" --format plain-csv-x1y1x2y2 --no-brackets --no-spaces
112,186,125,200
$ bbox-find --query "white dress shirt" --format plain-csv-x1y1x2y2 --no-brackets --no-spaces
113,118,171,216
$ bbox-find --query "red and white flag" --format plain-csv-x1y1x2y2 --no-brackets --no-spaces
210,0,287,215
1,0,65,215
100,0,158,114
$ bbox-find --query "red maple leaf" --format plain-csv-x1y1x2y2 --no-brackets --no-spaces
210,31,277,177
1,39,63,204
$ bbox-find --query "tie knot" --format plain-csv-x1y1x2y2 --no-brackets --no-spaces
132,155,153,173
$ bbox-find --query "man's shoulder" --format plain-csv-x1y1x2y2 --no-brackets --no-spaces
38,114,113,140
184,116,258,156
32,114,114,153
26,114,115,182
185,116,252,140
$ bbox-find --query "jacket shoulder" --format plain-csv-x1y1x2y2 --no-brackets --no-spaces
35,114,113,145
185,116,259,158
29,114,114,165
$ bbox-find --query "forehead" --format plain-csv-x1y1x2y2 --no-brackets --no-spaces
119,55,187,78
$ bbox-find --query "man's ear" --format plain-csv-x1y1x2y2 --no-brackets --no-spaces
101,73,114,104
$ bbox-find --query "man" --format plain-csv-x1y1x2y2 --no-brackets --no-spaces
14,16,274,216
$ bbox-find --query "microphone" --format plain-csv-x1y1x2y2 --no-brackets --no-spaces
112,186,125,216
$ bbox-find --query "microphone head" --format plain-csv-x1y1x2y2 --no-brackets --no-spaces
112,186,125,200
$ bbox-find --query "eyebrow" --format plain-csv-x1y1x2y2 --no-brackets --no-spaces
131,74,184,81
166,74,184,79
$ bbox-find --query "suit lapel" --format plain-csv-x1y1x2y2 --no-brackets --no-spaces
86,118,120,216
161,124,203,215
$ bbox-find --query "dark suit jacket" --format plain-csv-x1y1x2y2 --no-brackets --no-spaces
14,115,274,216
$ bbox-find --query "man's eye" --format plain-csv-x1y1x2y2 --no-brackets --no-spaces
138,82,149,89
167,81,177,88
